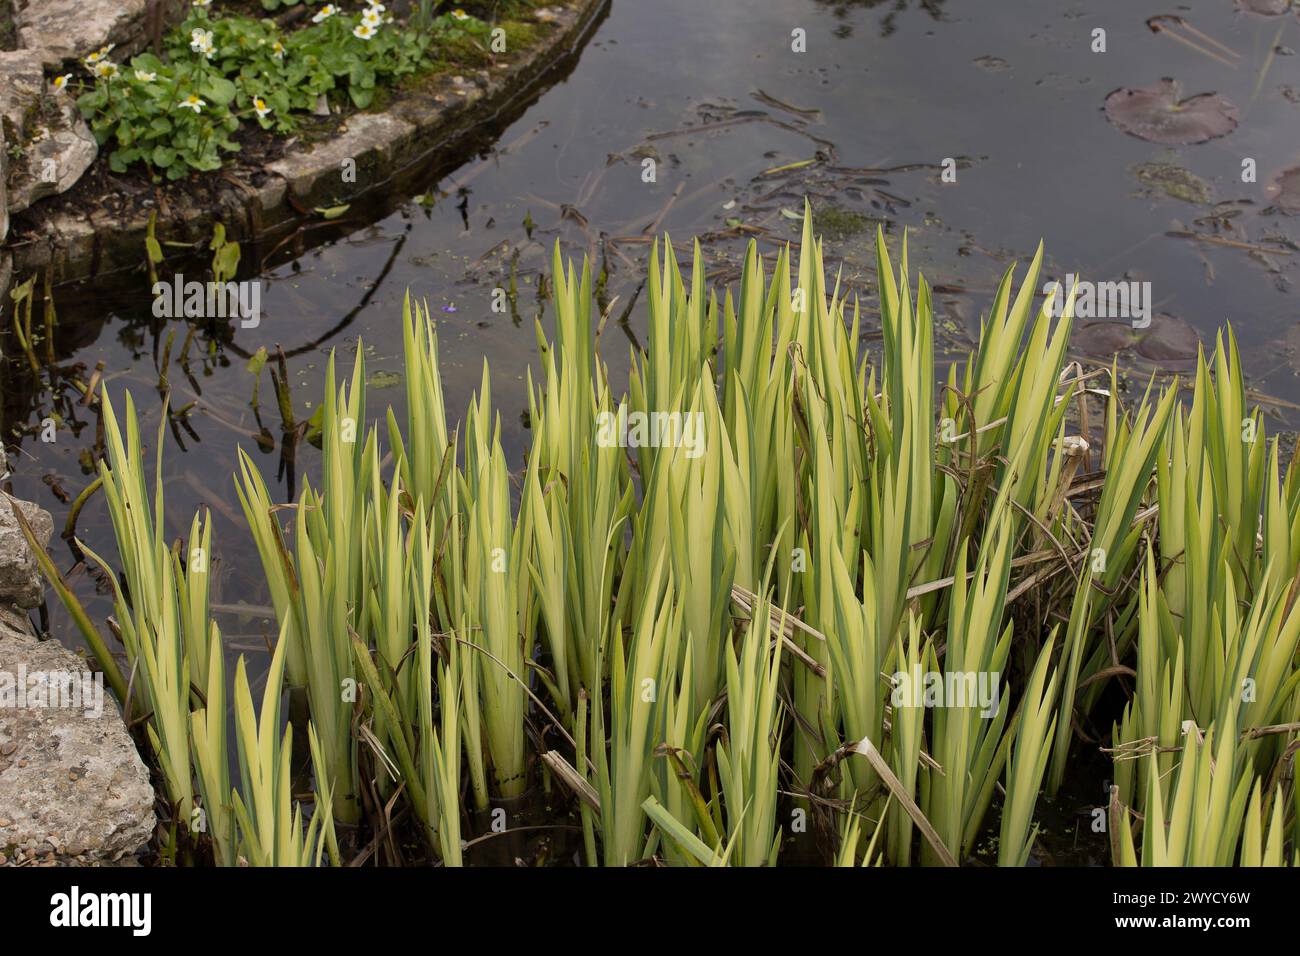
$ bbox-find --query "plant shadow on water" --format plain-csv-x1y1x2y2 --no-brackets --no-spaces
4,0,1300,866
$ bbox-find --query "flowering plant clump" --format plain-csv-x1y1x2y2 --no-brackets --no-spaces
70,1,489,180
76,50,241,179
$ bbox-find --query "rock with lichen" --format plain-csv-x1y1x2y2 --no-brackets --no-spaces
0,50,97,215
11,0,187,70
0,498,52,609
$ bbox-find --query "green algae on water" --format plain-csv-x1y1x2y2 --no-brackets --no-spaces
1132,161,1213,204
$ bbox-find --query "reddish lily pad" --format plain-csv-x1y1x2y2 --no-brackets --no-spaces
1104,79,1239,145
1073,315,1200,363
1266,165,1300,214
1074,322,1141,357
1134,314,1200,362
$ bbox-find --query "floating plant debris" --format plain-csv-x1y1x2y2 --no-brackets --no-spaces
1104,79,1239,145
1146,16,1240,67
972,55,1011,72
751,89,822,117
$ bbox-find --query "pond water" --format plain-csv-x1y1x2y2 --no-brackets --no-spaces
5,0,1300,712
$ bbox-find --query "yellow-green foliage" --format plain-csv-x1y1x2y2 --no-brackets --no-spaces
35,206,1300,868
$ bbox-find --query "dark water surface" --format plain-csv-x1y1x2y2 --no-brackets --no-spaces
5,0,1300,698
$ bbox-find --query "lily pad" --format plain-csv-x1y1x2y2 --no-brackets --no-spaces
1074,322,1141,357
1266,165,1300,214
1073,315,1200,362
1235,0,1292,14
1104,79,1239,145
1134,314,1200,362
1133,161,1213,204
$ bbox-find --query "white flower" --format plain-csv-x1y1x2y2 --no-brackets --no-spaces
82,44,114,69
450,8,470,20
193,0,212,7
93,61,120,79
179,93,206,112
52,74,72,92
366,2,385,12
361,7,382,26
271,40,286,61
190,29,216,57
134,69,157,82
253,96,272,118
353,22,376,40
312,4,336,22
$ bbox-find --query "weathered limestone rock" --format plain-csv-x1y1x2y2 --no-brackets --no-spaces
0,498,54,609
267,112,416,209
0,496,155,864
12,0,187,69
0,50,98,215
0,606,156,863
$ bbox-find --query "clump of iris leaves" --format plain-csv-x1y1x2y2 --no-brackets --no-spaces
65,2,494,181
40,210,1299,868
